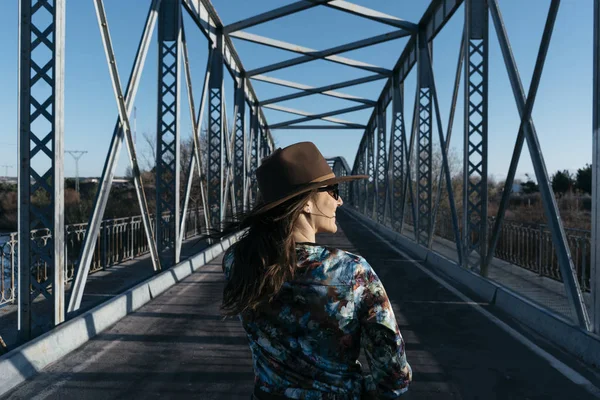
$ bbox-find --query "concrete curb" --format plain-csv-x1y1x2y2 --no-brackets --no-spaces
0,233,242,397
341,206,600,368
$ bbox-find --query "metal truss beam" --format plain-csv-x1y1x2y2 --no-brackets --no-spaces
230,31,391,76
255,74,382,106
317,0,418,31
223,0,333,33
270,125,366,130
234,78,246,214
18,0,66,340
430,28,464,250
416,31,433,247
183,0,275,150
359,0,463,138
178,26,211,257
463,0,488,272
93,0,162,276
388,76,405,231
266,104,371,128
423,43,464,265
247,104,259,208
234,30,408,76
366,127,376,218
487,0,590,330
375,105,387,224
156,0,181,265
68,0,161,314
208,30,224,230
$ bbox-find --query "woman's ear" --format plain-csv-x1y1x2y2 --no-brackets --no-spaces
303,199,313,214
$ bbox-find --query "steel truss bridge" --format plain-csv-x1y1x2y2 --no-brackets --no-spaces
1,0,600,398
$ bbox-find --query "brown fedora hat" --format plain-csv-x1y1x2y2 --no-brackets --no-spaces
254,141,368,213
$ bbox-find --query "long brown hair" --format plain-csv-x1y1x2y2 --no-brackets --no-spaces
221,190,315,316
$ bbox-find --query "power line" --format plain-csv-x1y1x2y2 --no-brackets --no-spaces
66,150,88,194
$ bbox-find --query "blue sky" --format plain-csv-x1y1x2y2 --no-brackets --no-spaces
0,0,594,183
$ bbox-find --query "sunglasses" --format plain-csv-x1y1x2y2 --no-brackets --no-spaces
317,184,340,200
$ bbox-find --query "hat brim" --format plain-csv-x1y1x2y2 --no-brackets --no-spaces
252,174,369,214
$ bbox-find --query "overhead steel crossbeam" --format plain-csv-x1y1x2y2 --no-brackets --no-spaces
183,0,275,149
265,103,371,129
223,0,334,33
224,0,417,33
231,31,392,76
255,74,382,106
270,125,365,130
231,30,408,76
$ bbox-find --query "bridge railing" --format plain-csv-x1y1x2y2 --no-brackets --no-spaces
0,208,204,307
427,211,591,292
329,158,592,295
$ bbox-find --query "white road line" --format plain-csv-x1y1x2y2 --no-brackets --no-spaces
344,211,600,398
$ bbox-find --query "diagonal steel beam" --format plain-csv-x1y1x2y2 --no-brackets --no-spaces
67,0,161,314
230,31,391,76
316,0,418,31
488,0,590,330
223,0,333,33
237,29,409,76
265,103,371,128
256,74,381,105
178,25,211,257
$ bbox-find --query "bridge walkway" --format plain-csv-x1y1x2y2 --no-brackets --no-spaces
2,209,599,399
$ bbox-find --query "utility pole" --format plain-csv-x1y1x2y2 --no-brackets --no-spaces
66,150,88,193
0,164,13,177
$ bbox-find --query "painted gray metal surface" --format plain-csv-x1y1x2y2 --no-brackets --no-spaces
156,0,181,264
18,0,66,340
488,0,590,330
68,0,162,314
463,0,488,273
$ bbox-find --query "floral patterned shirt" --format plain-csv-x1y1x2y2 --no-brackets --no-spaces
223,243,411,399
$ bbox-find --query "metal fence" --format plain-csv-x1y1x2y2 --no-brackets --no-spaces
428,211,592,292
0,208,204,307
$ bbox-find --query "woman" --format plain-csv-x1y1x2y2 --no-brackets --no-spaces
221,142,412,399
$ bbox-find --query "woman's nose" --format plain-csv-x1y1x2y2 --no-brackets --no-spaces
337,196,343,206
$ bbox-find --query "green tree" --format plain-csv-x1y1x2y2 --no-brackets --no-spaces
520,173,539,194
551,169,573,195
575,164,592,194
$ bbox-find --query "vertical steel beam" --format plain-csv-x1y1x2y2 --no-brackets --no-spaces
234,78,246,214
417,30,433,246
463,0,488,273
18,0,66,340
390,75,406,231
375,105,387,224
489,0,589,330
366,129,375,218
592,0,600,333
208,30,224,229
248,104,259,207
156,0,181,264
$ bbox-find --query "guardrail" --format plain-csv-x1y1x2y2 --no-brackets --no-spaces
0,209,204,307
416,210,592,292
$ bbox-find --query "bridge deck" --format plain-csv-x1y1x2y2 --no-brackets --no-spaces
1,210,599,399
